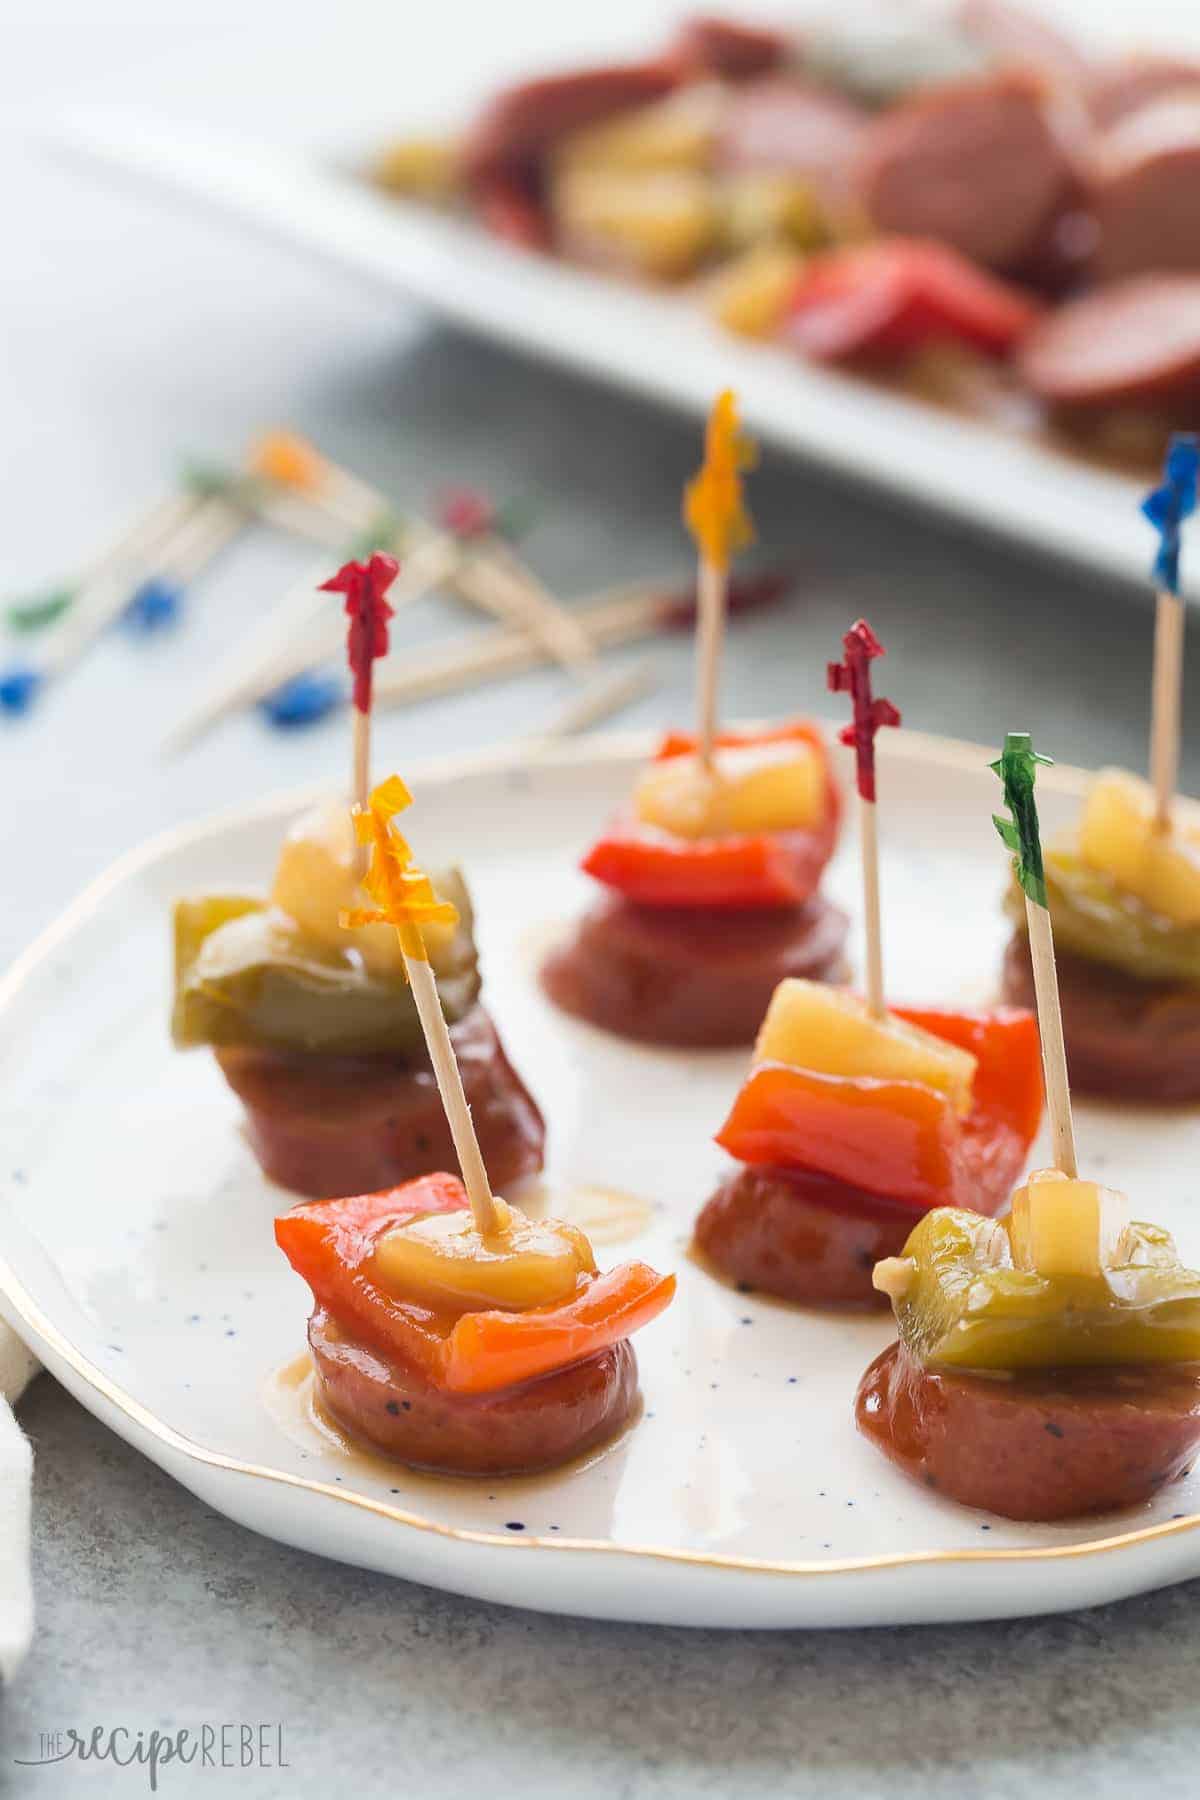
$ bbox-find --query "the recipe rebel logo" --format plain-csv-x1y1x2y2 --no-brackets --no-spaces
15,1723,290,1790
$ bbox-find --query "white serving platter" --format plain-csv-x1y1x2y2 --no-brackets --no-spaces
56,108,1183,599
4,729,1200,1629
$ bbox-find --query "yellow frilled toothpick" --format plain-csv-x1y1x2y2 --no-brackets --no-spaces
683,390,757,768
342,775,500,1234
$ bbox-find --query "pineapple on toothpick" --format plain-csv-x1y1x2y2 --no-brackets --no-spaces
988,730,1131,1282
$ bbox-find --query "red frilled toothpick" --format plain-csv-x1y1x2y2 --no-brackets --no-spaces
828,619,901,1017
321,551,400,857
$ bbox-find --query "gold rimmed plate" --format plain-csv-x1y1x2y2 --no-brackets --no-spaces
3,731,1200,1628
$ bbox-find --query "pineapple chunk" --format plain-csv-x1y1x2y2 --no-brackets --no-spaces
633,740,825,840
375,135,462,201
550,168,719,282
719,174,826,254
374,1199,596,1313
1078,768,1200,925
709,242,808,339
553,85,723,177
1008,1168,1131,1279
271,800,456,979
754,980,977,1116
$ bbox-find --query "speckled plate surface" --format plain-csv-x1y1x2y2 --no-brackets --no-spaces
4,729,1200,1629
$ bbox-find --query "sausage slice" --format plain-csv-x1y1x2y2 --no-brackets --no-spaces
217,1005,545,1198
1017,274,1200,415
310,1308,638,1476
858,1339,1200,1520
672,15,792,82
464,62,681,185
855,72,1074,271
1087,98,1200,280
1087,54,1200,130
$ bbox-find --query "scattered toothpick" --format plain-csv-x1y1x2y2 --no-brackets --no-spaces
683,390,757,768
527,659,658,747
827,620,901,1020
438,486,595,673
993,731,1077,1179
250,430,395,535
372,569,791,715
124,490,248,630
1142,434,1199,832
344,776,501,1235
5,487,199,636
1,490,245,715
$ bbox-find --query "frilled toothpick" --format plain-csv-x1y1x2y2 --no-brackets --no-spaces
343,776,500,1234
1142,434,1198,832
993,731,1075,1178
321,551,399,856
828,619,901,1018
250,430,389,534
684,391,756,768
437,484,595,674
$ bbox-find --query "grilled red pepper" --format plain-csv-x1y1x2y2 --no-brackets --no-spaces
581,721,841,910
275,1175,675,1396
716,1005,1043,1212
785,240,1040,363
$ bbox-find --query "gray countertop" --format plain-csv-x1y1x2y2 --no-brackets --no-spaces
6,4,1200,1793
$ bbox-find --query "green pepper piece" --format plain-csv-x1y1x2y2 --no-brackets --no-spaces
893,1207,1200,1373
171,871,480,1056
1005,845,1200,988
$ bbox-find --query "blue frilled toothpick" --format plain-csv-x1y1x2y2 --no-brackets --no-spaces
1142,434,1199,828
259,670,345,728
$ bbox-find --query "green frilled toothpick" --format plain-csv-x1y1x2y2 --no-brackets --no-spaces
992,732,1077,1179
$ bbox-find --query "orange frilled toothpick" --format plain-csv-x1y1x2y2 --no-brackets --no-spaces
250,429,387,532
343,776,501,1234
683,390,757,769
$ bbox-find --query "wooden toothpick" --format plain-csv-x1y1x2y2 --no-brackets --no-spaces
992,732,1077,1179
694,557,725,769
1141,436,1198,831
828,621,901,1020
345,778,500,1236
352,710,371,824
403,950,498,1232
683,391,756,769
1023,896,1077,1178
1150,589,1185,830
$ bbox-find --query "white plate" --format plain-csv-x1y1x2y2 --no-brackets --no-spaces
56,109,1182,599
5,729,1200,1629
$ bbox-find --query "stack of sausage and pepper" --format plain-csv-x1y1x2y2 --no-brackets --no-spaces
171,698,1200,1523
378,3,1200,455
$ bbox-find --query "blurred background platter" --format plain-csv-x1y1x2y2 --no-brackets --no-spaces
54,0,1200,598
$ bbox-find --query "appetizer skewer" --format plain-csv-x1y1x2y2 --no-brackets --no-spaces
998,435,1200,1100
171,551,545,1198
694,622,1043,1306
275,776,675,1476
541,396,847,1047
860,734,1200,1521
